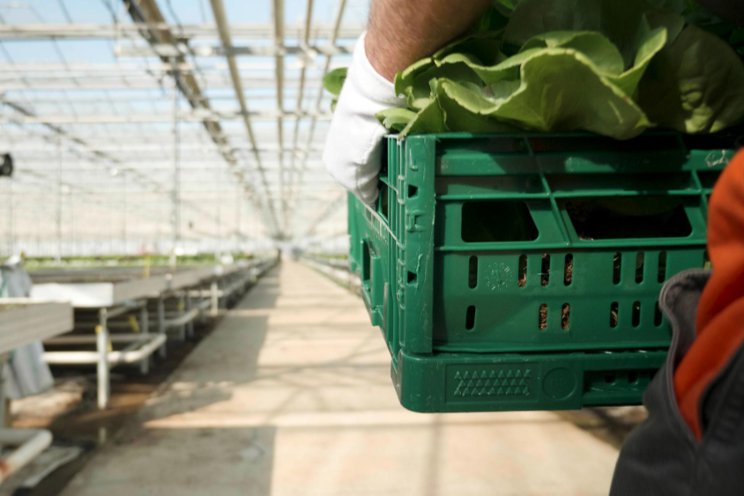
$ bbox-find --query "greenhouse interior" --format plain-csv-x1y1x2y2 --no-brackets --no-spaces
0,0,743,495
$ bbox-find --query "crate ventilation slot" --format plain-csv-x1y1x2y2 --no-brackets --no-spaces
538,304,548,331
613,252,622,285
610,302,619,328
636,252,645,283
654,303,664,327
658,251,667,283
564,254,573,286
518,255,527,288
561,304,571,330
465,306,476,331
468,256,478,289
541,254,550,287
632,301,642,327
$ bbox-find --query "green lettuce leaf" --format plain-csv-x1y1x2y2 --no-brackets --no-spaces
504,0,676,67
436,47,540,84
638,24,744,133
606,26,667,95
399,98,448,136
323,67,347,97
433,80,520,133
432,31,504,64
363,0,744,140
395,57,482,110
476,4,512,32
437,27,669,99
376,108,417,132
504,0,604,48
431,48,651,139
521,31,625,75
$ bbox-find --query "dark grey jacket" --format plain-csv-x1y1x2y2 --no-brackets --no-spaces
610,269,744,495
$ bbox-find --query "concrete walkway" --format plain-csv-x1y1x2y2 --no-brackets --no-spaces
62,261,620,496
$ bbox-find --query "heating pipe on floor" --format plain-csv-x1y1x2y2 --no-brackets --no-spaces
0,428,53,483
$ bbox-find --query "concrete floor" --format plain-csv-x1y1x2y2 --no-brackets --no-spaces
61,261,620,496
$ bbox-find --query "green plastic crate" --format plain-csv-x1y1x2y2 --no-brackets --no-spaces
348,131,737,413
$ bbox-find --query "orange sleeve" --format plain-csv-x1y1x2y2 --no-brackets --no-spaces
674,149,744,440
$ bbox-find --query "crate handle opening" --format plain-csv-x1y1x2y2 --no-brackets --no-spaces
562,197,693,240
461,200,539,243
528,134,681,153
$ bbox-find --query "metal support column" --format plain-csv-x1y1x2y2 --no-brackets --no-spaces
170,57,181,267
210,281,219,316
0,354,6,427
178,293,186,341
185,292,195,339
139,305,150,375
157,297,167,358
96,308,110,409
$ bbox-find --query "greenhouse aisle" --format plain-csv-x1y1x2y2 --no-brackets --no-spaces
61,261,620,496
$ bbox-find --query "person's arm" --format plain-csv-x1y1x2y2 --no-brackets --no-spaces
366,0,492,81
323,0,489,204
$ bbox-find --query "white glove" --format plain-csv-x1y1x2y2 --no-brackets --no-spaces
323,32,405,205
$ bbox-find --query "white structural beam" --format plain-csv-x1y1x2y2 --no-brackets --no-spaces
124,0,279,238
7,143,324,153
0,23,364,40
0,0,352,250
1,99,161,192
115,42,352,58
289,0,348,235
272,0,287,229
0,110,331,124
209,0,281,237
287,0,315,228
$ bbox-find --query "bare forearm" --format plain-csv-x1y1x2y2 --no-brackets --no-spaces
366,0,492,81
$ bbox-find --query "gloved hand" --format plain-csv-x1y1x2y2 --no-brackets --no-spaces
322,33,405,205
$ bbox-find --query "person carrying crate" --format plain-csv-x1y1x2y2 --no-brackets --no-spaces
323,0,744,494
